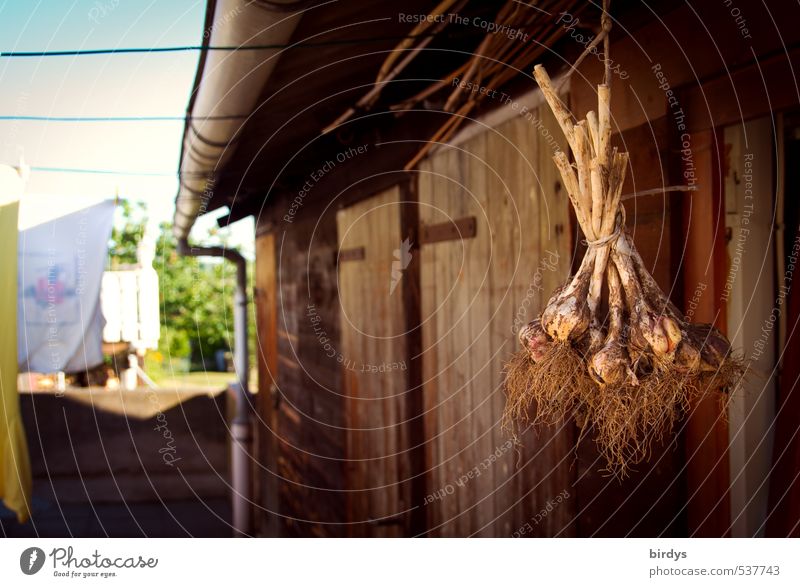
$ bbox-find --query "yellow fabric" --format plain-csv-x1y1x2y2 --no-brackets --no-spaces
0,200,32,523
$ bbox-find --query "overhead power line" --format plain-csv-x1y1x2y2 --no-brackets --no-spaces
0,115,248,122
0,20,541,58
0,31,443,58
13,165,211,178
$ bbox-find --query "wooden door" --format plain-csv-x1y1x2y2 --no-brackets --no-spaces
337,186,414,536
417,109,575,536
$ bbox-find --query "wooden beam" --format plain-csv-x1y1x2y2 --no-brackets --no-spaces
245,110,453,233
399,180,427,536
572,4,800,136
419,216,477,245
684,45,800,132
256,164,417,235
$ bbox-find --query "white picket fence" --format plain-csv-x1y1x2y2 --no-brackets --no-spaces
100,266,159,351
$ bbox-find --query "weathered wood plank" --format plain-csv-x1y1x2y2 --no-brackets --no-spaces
272,211,346,536
485,118,518,537
464,132,496,536
447,145,474,537
337,187,409,536
418,161,441,533
437,147,461,536
254,232,279,536
417,112,575,536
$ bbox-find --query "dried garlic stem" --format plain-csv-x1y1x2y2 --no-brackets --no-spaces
619,234,684,353
533,65,576,153
573,121,594,218
590,159,604,238
585,110,600,155
552,151,595,240
588,152,627,316
601,152,628,235
597,84,612,169
626,239,683,321
591,262,633,386
607,262,625,336
612,245,670,357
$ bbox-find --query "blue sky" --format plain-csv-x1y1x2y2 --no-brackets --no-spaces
0,0,254,255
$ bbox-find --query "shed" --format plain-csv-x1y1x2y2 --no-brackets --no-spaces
176,0,800,537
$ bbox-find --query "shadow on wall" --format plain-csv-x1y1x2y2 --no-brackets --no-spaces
1,391,232,537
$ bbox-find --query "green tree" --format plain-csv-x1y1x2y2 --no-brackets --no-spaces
107,203,250,372
107,199,147,268
154,222,238,367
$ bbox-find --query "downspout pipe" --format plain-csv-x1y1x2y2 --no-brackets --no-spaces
177,237,251,536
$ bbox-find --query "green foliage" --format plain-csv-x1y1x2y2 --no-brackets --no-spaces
154,222,236,365
108,199,147,268
161,327,191,359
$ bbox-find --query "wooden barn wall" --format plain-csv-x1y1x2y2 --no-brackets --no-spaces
259,212,347,537
417,108,576,537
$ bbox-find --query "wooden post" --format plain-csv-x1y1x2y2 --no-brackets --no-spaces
681,128,732,537
254,231,279,536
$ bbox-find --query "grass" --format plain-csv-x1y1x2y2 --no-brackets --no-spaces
143,354,257,392
157,370,246,392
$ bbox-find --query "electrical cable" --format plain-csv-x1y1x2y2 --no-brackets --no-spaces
0,31,441,57
0,18,542,58
0,115,248,122
13,165,210,177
